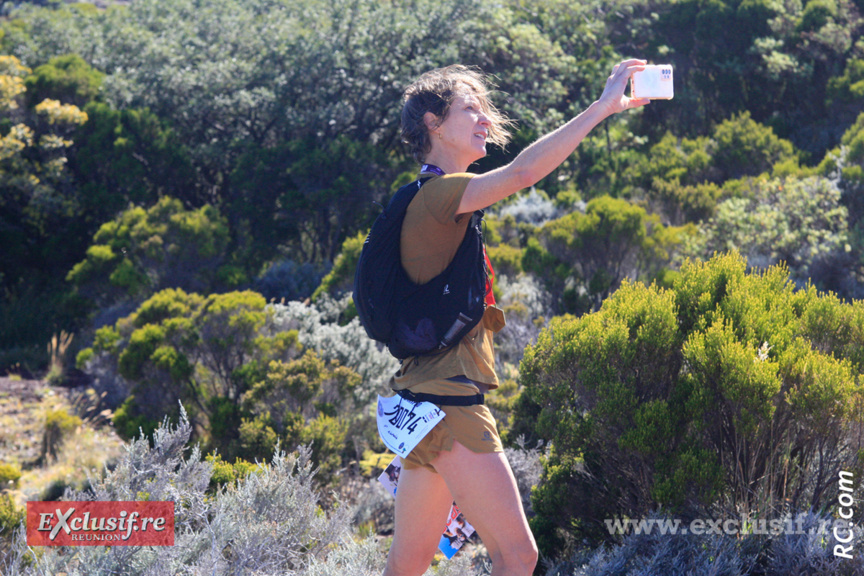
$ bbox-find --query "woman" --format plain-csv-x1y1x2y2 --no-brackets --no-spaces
383,59,649,576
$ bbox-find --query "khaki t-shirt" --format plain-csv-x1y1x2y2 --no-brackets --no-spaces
392,172,505,392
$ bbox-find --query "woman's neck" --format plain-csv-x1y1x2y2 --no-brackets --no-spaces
421,151,468,175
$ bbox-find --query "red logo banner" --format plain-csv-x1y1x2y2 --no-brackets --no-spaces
27,501,175,546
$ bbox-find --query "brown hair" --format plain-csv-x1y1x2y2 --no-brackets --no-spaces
400,65,513,163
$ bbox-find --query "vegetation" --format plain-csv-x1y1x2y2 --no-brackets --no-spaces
517,253,864,555
2,0,864,572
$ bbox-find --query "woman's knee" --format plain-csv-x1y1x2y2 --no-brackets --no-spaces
383,546,437,576
496,536,539,574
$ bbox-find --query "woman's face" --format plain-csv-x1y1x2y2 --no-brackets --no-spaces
435,91,491,165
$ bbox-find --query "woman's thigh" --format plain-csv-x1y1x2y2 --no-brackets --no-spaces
431,441,535,563
383,464,454,576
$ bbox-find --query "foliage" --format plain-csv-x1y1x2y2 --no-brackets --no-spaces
712,112,797,180
311,231,365,302
5,0,512,266
822,111,864,219
238,350,357,483
0,494,24,558
0,54,91,364
3,0,864,373
69,101,197,224
828,57,864,104
205,452,260,490
518,252,864,555
619,0,863,155
525,195,685,313
271,296,400,405
544,511,864,576
683,176,851,292
24,53,102,108
77,288,368,478
493,273,553,374
40,407,82,462
496,187,563,227
228,136,393,267
78,289,293,444
1,410,362,576
67,197,233,306
626,113,800,225
0,53,87,248
0,464,21,490
255,259,330,304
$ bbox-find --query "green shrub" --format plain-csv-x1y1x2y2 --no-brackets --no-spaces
205,453,259,490
0,463,21,490
682,176,849,290
311,231,365,302
487,243,524,277
41,408,82,462
518,252,864,555
82,287,364,474
24,53,103,108
67,197,231,306
239,351,357,482
525,196,682,313
797,0,838,32
0,493,24,538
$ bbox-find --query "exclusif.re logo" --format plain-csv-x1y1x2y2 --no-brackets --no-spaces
27,501,175,546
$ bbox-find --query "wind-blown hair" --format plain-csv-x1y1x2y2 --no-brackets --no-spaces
400,65,513,163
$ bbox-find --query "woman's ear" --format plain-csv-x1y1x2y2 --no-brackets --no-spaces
423,111,441,133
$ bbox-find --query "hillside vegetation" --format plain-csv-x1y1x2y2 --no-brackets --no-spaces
1,0,864,574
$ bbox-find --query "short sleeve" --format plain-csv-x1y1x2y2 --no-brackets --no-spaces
420,173,474,224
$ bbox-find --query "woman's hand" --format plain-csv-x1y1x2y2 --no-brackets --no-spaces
596,59,651,118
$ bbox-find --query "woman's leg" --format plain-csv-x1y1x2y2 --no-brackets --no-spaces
383,464,455,576
432,441,538,576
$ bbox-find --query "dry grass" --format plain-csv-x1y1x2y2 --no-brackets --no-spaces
0,378,123,508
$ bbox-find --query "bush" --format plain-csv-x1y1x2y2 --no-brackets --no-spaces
0,464,21,490
712,112,796,181
497,187,562,226
40,408,82,462
525,196,681,313
255,259,330,304
67,197,232,307
311,232,365,302
494,274,553,373
518,252,864,556
545,511,864,576
2,409,355,575
0,494,24,558
23,53,103,108
271,296,399,406
239,350,357,482
682,176,850,291
0,408,487,576
78,288,370,472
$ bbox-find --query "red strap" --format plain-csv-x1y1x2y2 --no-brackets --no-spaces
483,247,496,306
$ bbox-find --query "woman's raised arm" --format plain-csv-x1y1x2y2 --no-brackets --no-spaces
457,58,649,215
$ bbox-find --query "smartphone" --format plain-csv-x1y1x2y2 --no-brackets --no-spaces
631,65,674,100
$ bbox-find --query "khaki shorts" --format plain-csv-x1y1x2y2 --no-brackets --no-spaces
394,376,503,472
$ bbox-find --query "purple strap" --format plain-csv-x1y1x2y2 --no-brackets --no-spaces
420,164,446,177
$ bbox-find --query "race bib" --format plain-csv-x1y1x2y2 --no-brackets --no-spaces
376,394,445,457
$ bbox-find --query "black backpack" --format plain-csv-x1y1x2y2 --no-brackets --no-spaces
353,178,488,359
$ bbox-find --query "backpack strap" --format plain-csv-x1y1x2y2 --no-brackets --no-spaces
385,177,431,214
397,388,485,407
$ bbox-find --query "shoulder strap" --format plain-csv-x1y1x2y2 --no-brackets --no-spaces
385,177,431,215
